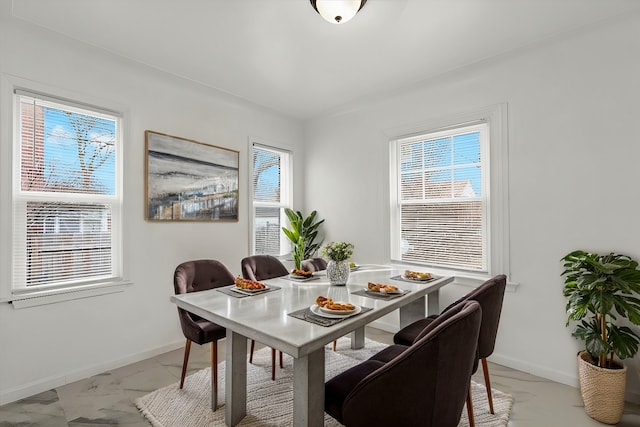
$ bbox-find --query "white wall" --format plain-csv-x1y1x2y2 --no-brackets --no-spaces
303,13,640,400
2,1,640,407
0,4,304,404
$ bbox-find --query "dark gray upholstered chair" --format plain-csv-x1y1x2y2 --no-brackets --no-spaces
394,274,507,426
325,300,482,427
240,255,289,380
300,257,327,272
174,259,235,402
241,254,289,282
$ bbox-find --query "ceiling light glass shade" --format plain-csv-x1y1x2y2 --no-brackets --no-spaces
310,0,367,24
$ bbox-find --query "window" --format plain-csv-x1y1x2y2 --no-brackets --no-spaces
389,105,509,277
12,90,123,295
250,142,292,256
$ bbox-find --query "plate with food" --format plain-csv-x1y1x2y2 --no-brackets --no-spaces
349,261,360,271
311,304,361,318
402,270,433,282
234,277,268,293
289,269,316,281
289,275,318,282
312,295,360,317
366,282,403,294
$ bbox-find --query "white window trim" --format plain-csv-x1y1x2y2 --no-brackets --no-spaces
0,74,131,308
390,122,489,272
386,103,510,284
248,138,293,256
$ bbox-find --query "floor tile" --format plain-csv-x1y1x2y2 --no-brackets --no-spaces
1,327,640,427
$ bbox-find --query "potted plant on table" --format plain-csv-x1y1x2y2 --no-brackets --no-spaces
282,208,325,272
321,241,354,286
561,250,640,424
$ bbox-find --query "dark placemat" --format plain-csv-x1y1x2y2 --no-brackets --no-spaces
287,275,321,282
390,275,438,285
351,289,411,300
288,306,373,327
216,285,281,298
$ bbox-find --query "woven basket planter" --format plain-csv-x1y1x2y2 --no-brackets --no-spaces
577,351,627,424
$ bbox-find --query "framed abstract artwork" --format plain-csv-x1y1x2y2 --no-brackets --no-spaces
145,130,239,221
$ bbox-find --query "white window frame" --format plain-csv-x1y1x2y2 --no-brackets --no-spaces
249,140,293,256
388,104,510,282
0,76,129,308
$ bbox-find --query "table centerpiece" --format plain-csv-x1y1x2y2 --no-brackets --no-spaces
321,241,354,286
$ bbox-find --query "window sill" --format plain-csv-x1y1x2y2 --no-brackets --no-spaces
454,275,520,293
4,280,132,309
390,262,519,292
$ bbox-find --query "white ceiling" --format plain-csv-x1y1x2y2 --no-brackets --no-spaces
11,0,640,120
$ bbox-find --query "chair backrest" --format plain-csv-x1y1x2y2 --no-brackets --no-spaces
300,257,327,272
342,301,482,427
412,293,478,342
173,260,235,342
174,259,235,295
240,255,288,281
440,274,507,359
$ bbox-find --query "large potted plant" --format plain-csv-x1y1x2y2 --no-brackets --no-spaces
282,208,325,271
561,250,640,424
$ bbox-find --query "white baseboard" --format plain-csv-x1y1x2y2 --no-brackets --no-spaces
4,335,638,407
488,352,579,388
370,319,582,389
369,316,587,392
0,339,184,406
627,389,640,403
489,353,640,404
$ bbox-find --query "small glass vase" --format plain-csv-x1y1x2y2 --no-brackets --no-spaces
327,260,350,286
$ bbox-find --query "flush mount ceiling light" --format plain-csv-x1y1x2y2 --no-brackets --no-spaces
310,0,367,24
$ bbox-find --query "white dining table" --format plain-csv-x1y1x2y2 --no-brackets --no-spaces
170,264,453,427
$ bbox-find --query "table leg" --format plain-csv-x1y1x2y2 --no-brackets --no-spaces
293,348,325,427
225,329,247,426
350,326,365,349
211,342,218,410
399,295,426,328
398,290,441,327
427,289,440,316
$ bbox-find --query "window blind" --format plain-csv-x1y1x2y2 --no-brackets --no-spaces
253,147,282,203
395,124,487,271
251,143,291,256
13,92,120,290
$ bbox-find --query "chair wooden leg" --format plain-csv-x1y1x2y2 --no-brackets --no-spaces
466,383,475,427
332,340,337,351
180,339,192,389
250,341,280,379
249,339,255,363
481,358,495,414
211,341,218,400
271,348,276,381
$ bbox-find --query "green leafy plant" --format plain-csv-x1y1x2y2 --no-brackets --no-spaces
561,250,640,368
282,209,325,270
321,241,354,262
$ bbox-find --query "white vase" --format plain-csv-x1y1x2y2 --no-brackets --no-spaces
327,260,350,285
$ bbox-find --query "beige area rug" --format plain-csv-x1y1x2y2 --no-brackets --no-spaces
136,338,512,426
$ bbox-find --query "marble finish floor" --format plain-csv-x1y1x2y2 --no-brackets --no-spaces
2,327,640,426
